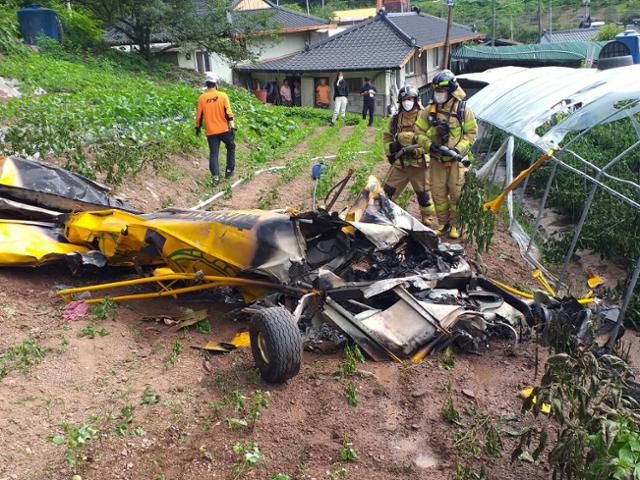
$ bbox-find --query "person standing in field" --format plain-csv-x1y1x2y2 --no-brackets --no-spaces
195,71,235,187
331,71,348,125
280,79,292,106
361,77,377,127
315,78,331,109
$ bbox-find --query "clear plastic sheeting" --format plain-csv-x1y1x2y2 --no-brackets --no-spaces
461,65,640,149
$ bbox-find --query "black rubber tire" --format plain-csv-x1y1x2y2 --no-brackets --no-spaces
249,307,303,383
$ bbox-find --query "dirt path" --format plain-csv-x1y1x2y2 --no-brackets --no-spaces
216,126,327,211
278,125,357,211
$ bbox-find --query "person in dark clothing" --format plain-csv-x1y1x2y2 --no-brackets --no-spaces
331,71,348,125
361,77,377,127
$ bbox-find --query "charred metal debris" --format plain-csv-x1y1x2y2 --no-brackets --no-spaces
0,155,624,382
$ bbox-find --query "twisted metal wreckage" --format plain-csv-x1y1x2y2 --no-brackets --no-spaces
0,155,624,382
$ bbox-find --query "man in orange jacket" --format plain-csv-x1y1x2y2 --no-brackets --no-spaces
195,71,235,186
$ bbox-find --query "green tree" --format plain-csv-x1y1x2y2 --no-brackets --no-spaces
75,0,275,62
74,0,190,59
175,0,277,63
594,23,624,41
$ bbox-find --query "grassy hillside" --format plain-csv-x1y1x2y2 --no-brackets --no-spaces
0,48,351,188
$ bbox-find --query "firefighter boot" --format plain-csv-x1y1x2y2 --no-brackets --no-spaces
436,224,449,236
449,226,460,239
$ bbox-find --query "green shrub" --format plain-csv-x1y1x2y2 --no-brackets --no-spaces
0,4,21,54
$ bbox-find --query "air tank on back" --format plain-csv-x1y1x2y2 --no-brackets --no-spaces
17,3,62,45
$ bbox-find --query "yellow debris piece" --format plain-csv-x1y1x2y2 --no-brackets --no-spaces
195,341,236,353
483,147,559,214
230,331,251,348
0,220,88,266
533,269,556,297
587,268,605,289
520,387,551,414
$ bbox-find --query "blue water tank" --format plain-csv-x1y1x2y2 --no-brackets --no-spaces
616,30,640,64
17,4,62,45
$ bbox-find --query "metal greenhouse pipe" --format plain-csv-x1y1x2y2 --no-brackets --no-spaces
555,140,640,291
526,161,557,255
606,255,640,351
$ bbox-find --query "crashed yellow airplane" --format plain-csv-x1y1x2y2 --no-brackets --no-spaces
0,156,622,383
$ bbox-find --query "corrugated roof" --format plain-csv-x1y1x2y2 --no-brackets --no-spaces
452,41,606,62
539,27,600,44
238,12,479,72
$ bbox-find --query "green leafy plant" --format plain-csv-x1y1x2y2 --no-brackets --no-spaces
442,398,461,425
91,297,117,322
327,465,347,480
340,438,357,462
164,340,183,367
141,386,161,405
77,323,109,339
452,463,488,480
224,390,271,429
334,344,365,377
458,171,496,254
232,441,265,479
272,474,290,480
0,337,49,379
439,345,455,370
345,381,358,407
49,422,98,467
114,404,134,435
455,406,504,458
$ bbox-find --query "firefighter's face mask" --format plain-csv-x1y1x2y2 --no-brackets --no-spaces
402,99,415,111
434,89,449,104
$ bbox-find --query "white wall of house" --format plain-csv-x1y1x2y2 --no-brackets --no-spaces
250,31,329,61
176,50,234,84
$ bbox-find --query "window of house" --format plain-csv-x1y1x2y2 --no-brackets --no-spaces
346,77,362,93
432,47,440,68
196,51,211,73
405,55,416,76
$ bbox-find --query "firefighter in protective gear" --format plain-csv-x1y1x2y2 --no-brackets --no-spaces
382,85,435,225
415,70,477,239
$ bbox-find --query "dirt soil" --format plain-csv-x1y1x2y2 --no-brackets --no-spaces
1,124,636,480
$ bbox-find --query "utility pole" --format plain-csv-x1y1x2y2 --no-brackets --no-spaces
549,0,552,34
510,14,513,40
537,0,542,40
305,0,309,15
584,0,591,23
491,0,496,46
443,0,454,69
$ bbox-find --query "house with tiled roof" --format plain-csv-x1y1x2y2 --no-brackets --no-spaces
235,9,482,113
105,0,334,83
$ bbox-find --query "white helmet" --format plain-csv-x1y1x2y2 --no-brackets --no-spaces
204,71,219,84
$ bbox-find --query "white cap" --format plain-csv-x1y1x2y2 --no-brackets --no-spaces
204,71,219,84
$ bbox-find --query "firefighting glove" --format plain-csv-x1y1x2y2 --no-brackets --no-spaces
195,126,201,137
387,141,402,164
